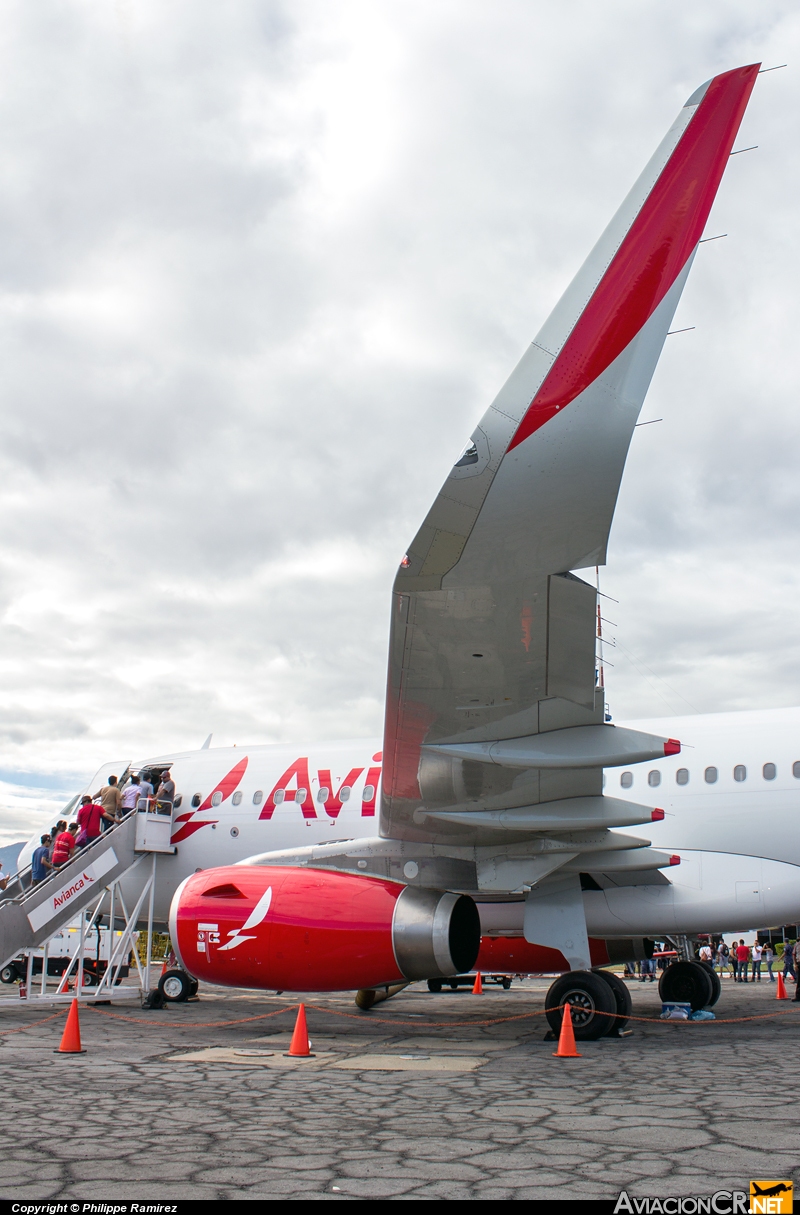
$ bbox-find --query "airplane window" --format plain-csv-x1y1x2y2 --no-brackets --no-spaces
273,789,285,804
676,769,689,785
647,771,661,787
763,763,776,781
317,787,329,803
362,784,375,801
191,793,201,808
232,791,242,805
733,765,747,782
211,791,223,807
295,788,307,804
173,794,182,808
704,767,718,784
340,787,351,801
620,772,633,788
794,762,800,779
253,790,263,805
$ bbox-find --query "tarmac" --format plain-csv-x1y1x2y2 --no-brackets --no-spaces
0,973,797,1202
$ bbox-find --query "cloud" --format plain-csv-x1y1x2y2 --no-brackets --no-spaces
0,0,798,839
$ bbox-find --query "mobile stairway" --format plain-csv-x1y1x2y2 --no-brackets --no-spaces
0,807,174,1006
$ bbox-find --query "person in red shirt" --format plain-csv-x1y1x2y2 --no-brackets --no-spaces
76,795,114,846
51,824,78,867
735,940,750,983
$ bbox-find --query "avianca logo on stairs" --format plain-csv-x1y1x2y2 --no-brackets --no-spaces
171,754,383,844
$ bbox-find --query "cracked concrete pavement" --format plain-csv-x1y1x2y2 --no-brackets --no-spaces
0,976,796,1201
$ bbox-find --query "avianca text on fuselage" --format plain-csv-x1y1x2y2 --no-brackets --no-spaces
170,752,383,844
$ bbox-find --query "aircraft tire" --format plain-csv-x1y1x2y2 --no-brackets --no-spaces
658,960,714,1010
698,961,721,1006
545,971,617,1040
594,969,633,1032
158,968,193,1003
427,979,443,993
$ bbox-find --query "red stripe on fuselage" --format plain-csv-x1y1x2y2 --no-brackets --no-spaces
507,64,759,453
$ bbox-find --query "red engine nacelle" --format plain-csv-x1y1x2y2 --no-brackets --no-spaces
169,865,481,992
476,935,655,973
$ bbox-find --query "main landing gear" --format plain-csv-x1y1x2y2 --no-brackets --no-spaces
658,960,720,1010
544,970,633,1040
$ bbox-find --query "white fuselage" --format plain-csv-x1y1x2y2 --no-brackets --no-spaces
17,707,800,940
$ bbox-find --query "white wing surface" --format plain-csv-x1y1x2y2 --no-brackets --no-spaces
380,64,760,866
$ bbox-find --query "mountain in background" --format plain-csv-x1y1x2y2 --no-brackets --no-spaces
0,841,26,877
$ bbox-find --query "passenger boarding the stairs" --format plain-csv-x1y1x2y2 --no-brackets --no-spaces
93,774,121,827
76,794,114,848
30,834,53,884
51,823,78,867
120,774,142,814
155,771,175,815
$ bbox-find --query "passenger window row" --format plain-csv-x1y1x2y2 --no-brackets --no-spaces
188,784,376,807
619,761,800,789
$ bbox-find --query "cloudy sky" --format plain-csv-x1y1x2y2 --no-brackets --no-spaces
0,1,798,844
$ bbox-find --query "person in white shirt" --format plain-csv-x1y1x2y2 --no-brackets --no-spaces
120,774,143,813
751,940,763,982
699,944,712,964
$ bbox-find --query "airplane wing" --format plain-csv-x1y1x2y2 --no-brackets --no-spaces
380,64,760,881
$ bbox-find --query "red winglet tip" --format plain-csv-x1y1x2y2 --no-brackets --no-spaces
664,739,681,756
668,855,681,866
651,808,665,821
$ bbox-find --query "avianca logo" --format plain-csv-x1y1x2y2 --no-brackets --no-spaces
258,754,382,821
53,874,91,907
171,757,249,844
217,886,272,952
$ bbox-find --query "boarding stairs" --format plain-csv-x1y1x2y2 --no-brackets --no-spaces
0,806,174,1005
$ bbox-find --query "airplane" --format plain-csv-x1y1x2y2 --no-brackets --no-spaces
15,63,788,1039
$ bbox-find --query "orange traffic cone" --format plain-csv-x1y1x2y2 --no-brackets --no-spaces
55,998,86,1055
777,972,788,1000
472,972,483,995
284,1003,315,1057
552,1001,581,1058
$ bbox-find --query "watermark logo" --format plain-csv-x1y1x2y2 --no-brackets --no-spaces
750,1181,793,1215
613,1184,793,1214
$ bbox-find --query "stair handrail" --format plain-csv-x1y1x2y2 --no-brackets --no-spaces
0,809,139,909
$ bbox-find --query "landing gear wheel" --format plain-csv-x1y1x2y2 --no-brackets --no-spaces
158,968,194,1003
427,979,443,993
658,960,713,1011
698,961,721,1006
545,971,617,1040
502,977,512,990
595,969,633,1032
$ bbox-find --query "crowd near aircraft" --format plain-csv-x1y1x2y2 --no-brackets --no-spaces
19,63,792,1039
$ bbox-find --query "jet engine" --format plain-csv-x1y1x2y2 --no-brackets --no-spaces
169,864,480,992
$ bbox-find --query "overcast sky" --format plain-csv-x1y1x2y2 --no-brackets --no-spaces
0,1,798,845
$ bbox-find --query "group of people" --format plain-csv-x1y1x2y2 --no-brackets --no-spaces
700,939,772,981
27,769,176,885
